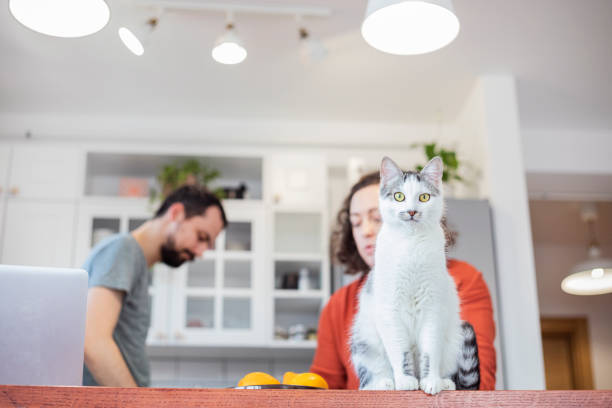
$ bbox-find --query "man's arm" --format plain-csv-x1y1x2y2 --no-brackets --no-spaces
83,286,138,387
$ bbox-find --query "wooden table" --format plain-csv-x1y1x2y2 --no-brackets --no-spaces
1,386,611,407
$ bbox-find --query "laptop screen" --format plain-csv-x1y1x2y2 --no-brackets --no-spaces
0,264,88,386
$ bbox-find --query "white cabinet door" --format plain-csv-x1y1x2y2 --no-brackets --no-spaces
0,145,11,253
267,154,327,209
74,198,151,266
170,201,266,345
0,145,10,194
1,199,76,267
8,145,82,200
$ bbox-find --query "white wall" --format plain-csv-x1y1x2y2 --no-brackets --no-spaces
522,130,612,175
533,243,612,389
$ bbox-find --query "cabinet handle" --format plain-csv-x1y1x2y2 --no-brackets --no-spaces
9,186,19,196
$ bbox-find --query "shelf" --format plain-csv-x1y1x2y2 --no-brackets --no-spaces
273,253,323,261
85,152,263,199
146,343,317,359
273,290,324,298
269,340,317,349
271,204,325,213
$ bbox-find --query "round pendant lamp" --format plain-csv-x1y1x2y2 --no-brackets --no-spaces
561,204,612,296
9,0,110,38
361,0,460,55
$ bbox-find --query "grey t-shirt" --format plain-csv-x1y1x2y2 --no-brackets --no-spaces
82,234,151,387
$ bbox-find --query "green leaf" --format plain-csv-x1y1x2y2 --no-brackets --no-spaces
425,143,436,159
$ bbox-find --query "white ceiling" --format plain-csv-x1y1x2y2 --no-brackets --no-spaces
1,0,611,129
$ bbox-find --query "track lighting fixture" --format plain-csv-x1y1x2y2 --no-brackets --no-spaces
297,17,327,62
212,21,247,65
119,17,159,57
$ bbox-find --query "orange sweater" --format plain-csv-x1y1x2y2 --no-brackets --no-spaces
310,259,496,390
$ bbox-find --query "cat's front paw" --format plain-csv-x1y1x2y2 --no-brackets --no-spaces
419,376,446,395
394,375,419,391
362,378,395,390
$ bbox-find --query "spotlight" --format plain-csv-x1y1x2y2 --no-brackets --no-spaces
119,17,159,57
212,22,247,65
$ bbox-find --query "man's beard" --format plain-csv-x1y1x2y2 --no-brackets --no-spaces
160,237,195,267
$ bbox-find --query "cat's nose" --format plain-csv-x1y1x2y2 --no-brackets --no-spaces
408,210,417,217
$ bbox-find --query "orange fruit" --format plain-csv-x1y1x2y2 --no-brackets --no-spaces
286,372,329,389
282,371,297,384
237,372,280,387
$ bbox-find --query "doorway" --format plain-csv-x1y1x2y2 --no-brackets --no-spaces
540,317,594,389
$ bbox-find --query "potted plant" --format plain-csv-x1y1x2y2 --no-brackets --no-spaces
412,142,463,184
149,158,225,203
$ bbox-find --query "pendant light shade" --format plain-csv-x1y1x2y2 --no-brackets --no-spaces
561,204,612,296
562,246,612,296
9,0,110,38
361,0,460,55
212,23,247,65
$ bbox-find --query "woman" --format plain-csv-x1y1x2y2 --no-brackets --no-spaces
310,171,497,389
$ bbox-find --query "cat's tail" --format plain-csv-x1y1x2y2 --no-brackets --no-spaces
453,321,480,390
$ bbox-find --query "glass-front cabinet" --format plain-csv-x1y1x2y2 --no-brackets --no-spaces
169,202,266,345
74,150,329,350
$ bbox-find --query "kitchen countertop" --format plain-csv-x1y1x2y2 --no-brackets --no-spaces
1,386,611,407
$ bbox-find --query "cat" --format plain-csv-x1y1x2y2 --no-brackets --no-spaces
350,156,480,394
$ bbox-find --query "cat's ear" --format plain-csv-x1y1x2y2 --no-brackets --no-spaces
420,156,443,188
380,156,403,186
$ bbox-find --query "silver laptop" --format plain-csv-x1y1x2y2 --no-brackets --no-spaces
0,264,88,386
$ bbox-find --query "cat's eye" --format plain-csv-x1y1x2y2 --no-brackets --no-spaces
394,192,405,202
419,193,431,202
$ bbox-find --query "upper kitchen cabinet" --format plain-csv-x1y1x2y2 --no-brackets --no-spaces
0,145,10,196
0,146,11,253
266,153,326,209
1,199,76,267
6,144,82,200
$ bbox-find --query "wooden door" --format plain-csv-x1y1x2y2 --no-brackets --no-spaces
541,317,594,390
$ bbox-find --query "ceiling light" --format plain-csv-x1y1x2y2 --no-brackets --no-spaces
361,0,460,55
119,18,159,57
561,204,612,296
212,22,247,65
9,0,110,38
299,27,328,62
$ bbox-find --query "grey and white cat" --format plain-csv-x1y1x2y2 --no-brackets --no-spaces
350,156,479,394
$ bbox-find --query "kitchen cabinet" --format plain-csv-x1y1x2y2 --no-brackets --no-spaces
0,142,332,352
168,201,267,345
0,146,11,254
266,153,326,208
0,143,81,267
1,199,76,267
7,144,81,200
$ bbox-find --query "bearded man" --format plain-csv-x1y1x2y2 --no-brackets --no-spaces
82,185,226,386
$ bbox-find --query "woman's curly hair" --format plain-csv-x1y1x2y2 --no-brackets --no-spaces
331,171,457,275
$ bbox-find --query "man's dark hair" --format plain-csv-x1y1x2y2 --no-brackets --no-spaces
154,184,228,227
